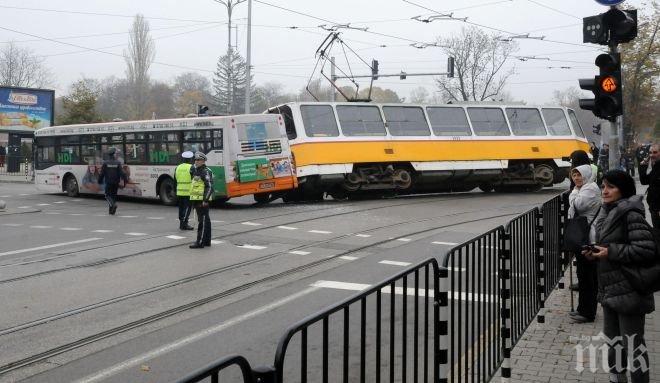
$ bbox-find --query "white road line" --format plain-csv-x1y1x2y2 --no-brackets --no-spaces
72,199,82,202
73,287,318,383
308,230,331,234
432,241,459,246
0,195,10,198
289,250,311,255
1,223,23,227
0,238,102,258
146,217,165,220
355,234,371,238
379,260,412,267
166,235,186,240
396,238,412,242
19,193,30,196
210,240,224,245
211,220,224,223
54,201,66,204
44,212,62,215
119,215,138,218
277,226,298,230
241,221,262,226
37,203,50,206
312,280,496,302
29,225,53,229
339,255,358,261
236,244,267,250
60,227,83,231
92,230,114,233
68,213,85,216
17,206,31,209
125,232,147,236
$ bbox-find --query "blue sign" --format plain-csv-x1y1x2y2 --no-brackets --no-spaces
594,0,625,5
0,86,55,131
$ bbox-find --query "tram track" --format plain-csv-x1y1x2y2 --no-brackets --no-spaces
0,202,536,376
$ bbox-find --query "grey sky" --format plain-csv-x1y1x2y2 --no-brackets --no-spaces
0,0,647,104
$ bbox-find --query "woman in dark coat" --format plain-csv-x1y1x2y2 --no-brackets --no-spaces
584,170,657,383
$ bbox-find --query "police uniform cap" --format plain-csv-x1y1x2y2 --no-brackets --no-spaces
182,151,194,159
194,152,207,161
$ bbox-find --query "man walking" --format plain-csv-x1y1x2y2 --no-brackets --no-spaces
98,148,128,215
189,152,213,249
175,151,194,230
639,143,659,239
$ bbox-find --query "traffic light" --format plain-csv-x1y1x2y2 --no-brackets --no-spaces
399,71,407,80
578,53,623,121
197,104,209,116
447,56,455,78
371,59,379,80
583,8,637,45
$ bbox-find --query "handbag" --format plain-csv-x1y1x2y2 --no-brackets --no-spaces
563,207,601,253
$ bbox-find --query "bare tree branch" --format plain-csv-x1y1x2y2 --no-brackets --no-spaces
0,42,51,88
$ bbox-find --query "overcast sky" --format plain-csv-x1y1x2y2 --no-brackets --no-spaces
0,0,648,104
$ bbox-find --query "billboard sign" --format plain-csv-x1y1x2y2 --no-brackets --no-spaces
0,86,55,132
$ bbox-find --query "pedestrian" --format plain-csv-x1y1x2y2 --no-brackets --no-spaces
638,143,659,241
189,152,213,249
175,151,194,231
590,141,600,164
599,143,610,173
584,170,657,383
567,165,601,323
98,148,128,215
0,145,5,167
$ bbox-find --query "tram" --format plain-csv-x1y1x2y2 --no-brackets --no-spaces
266,102,590,200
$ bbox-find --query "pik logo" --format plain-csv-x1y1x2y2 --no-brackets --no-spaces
8,92,38,106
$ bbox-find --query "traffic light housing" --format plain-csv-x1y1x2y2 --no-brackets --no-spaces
197,104,209,116
447,56,455,78
578,53,623,122
583,8,637,45
371,59,379,80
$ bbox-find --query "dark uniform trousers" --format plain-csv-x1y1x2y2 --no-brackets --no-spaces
105,183,119,208
194,203,211,245
178,196,192,224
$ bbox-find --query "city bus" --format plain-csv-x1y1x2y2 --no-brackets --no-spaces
33,114,298,205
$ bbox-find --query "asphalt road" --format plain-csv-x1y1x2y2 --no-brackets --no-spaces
0,182,567,383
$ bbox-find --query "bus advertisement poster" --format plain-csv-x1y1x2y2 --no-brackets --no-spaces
0,86,55,131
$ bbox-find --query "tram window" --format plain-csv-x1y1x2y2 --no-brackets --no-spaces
383,106,430,136
268,105,297,140
427,107,472,136
506,108,547,136
301,105,339,137
567,109,586,138
336,105,386,136
542,108,572,136
467,108,511,136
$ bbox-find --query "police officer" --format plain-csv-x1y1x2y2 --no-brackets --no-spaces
175,151,194,230
189,152,214,248
98,147,128,215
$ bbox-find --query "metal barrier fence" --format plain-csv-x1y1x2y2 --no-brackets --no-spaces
175,192,570,383
0,155,33,181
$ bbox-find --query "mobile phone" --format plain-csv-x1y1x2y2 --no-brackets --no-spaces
581,244,596,252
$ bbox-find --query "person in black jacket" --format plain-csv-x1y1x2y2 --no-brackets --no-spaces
638,143,659,241
189,152,214,249
584,170,657,383
98,148,128,215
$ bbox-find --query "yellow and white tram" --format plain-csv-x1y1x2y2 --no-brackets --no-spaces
267,102,590,200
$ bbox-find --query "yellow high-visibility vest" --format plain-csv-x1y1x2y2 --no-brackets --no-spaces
175,163,192,197
189,176,206,201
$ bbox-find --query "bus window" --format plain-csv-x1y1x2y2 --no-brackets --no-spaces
183,130,211,154
467,108,511,136
567,109,586,138
506,108,547,136
125,143,147,164
542,108,572,136
336,105,386,136
56,136,80,164
301,105,339,137
382,106,430,136
35,137,56,170
426,107,472,136
149,132,181,165
212,130,223,150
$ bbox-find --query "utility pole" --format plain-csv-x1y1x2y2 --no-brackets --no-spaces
330,56,336,102
608,45,620,171
244,0,252,114
213,0,246,114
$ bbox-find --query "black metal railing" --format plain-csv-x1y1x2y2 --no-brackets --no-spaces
174,355,258,383
0,155,33,180
440,227,503,383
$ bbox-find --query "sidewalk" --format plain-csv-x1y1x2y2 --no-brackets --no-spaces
494,268,660,382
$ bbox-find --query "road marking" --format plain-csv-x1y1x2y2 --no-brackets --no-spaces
73,287,318,383
68,213,85,216
0,195,10,198
37,203,50,206
210,240,224,245
19,193,30,196
125,232,147,236
277,226,298,230
355,234,371,238
0,238,102,258
236,244,267,250
289,250,311,255
432,241,458,246
54,201,66,204
72,199,82,202
29,225,53,229
241,221,262,226
17,206,31,209
312,280,496,302
166,235,186,240
2,223,23,227
397,238,412,242
92,230,114,233
211,220,224,223
119,215,138,218
146,217,165,220
379,260,412,267
339,255,358,261
44,212,62,215
308,230,331,234
60,227,83,231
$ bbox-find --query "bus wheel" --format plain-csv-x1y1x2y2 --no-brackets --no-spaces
64,175,79,197
478,183,494,193
254,193,271,204
158,177,177,206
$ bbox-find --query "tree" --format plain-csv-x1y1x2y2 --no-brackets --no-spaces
173,72,213,116
620,1,659,146
96,76,132,121
59,79,102,125
551,86,603,143
0,42,51,88
148,81,176,119
251,82,296,112
435,26,518,102
124,14,155,119
408,87,429,104
358,87,402,103
213,50,252,114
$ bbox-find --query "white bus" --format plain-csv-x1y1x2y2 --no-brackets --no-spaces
33,114,298,205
